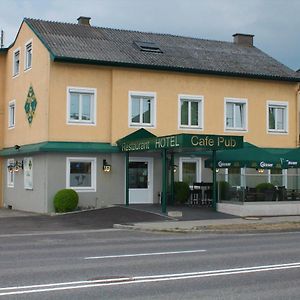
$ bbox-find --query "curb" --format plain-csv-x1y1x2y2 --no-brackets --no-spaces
113,221,300,234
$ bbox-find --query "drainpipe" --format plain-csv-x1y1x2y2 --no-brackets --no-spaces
297,83,300,146
125,152,129,206
212,150,217,210
161,149,167,214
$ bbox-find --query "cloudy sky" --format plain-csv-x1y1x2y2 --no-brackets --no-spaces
0,0,299,71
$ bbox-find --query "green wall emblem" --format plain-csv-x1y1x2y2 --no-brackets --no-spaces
24,85,37,125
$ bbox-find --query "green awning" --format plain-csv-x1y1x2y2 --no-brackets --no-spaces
0,141,119,157
280,148,300,168
205,142,283,169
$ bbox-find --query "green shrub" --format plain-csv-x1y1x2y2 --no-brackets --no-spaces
255,182,275,192
53,189,79,213
174,181,190,204
218,181,230,200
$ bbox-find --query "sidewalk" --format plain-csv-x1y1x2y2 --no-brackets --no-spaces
114,215,300,233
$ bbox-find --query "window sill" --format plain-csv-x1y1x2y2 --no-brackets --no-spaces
129,123,155,128
68,187,96,193
225,128,247,133
67,121,96,126
179,126,203,130
268,130,288,135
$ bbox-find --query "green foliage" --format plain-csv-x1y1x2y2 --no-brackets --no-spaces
255,182,275,192
219,181,231,200
174,181,190,204
53,189,79,213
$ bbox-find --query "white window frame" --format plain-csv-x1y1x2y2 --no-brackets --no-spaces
128,91,156,128
224,97,248,132
66,87,97,125
66,157,97,192
8,100,16,129
24,39,33,71
178,94,204,130
179,157,201,187
13,48,20,77
7,159,15,188
266,100,288,134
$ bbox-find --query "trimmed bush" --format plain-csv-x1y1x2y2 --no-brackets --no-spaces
53,189,79,213
174,181,190,204
255,182,276,201
255,182,275,192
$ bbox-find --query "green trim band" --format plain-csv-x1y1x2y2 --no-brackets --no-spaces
0,141,119,157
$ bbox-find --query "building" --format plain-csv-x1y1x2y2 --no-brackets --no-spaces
0,17,299,213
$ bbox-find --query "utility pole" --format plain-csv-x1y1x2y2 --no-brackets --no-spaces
0,30,4,48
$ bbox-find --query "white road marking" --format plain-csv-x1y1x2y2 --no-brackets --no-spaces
0,229,120,238
84,249,207,260
1,262,300,296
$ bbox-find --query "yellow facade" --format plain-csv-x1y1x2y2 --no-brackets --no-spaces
3,22,50,148
2,22,299,149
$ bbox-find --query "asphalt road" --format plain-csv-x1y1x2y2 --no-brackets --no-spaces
1,229,300,299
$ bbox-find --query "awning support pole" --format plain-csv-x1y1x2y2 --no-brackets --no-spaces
125,152,129,206
161,149,167,214
212,150,217,211
170,152,175,205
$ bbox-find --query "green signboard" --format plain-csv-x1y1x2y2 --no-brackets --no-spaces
118,133,243,152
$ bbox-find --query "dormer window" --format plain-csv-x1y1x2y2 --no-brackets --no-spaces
134,41,162,53
13,48,20,77
25,40,32,70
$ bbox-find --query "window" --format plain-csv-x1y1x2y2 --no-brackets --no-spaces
225,98,247,131
13,48,20,76
134,41,163,53
66,157,96,192
179,95,203,129
267,101,288,133
179,157,201,186
25,41,32,70
67,87,96,125
129,92,156,127
8,100,16,128
7,159,15,188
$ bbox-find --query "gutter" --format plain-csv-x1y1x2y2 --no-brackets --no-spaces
53,56,300,83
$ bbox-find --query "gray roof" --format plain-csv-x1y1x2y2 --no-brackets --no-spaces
24,18,299,82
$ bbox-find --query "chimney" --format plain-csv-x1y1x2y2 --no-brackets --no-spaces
233,33,254,46
77,16,91,26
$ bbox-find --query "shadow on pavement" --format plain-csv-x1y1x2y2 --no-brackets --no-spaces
0,206,169,234
0,205,237,234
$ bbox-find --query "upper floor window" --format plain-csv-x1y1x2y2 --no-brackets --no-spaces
179,95,203,129
225,98,247,131
13,48,20,77
24,41,32,70
129,92,156,127
267,101,288,133
8,100,16,128
67,87,96,125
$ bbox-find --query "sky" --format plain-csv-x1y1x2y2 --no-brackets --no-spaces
0,0,299,71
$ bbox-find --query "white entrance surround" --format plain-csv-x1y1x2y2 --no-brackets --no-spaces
217,202,300,217
128,157,154,204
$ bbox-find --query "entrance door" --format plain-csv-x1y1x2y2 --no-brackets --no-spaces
128,157,153,204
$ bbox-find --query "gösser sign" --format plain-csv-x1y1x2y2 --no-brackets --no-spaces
119,134,243,152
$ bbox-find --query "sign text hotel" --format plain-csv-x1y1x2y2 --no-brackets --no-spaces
120,134,243,152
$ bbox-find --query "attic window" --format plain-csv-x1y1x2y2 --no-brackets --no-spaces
134,41,162,53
